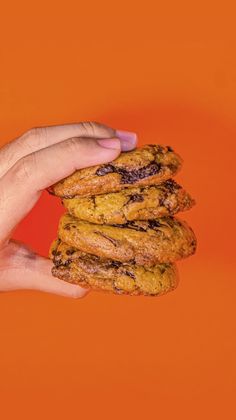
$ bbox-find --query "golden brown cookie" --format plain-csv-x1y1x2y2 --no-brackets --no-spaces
50,145,183,197
57,213,197,265
49,239,179,296
63,179,195,224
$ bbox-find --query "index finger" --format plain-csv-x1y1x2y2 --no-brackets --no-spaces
0,121,137,177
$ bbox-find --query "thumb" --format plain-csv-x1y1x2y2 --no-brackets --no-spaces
0,136,121,244
0,241,87,298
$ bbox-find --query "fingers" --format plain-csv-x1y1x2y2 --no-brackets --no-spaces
0,241,88,298
0,121,137,177
0,136,122,244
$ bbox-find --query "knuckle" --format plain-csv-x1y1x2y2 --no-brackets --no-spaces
80,121,115,138
79,121,114,137
67,137,82,154
79,121,98,136
25,126,48,144
13,154,36,183
25,127,38,138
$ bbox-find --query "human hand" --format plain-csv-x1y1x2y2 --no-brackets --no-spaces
0,122,137,297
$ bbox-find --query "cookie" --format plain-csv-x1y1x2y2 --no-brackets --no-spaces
49,239,179,296
58,213,197,265
63,179,195,224
50,145,183,198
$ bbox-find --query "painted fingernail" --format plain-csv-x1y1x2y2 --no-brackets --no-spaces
115,130,137,151
97,138,121,150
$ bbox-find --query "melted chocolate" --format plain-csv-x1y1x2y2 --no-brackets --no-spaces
112,220,167,232
95,231,118,246
96,162,161,184
112,221,147,232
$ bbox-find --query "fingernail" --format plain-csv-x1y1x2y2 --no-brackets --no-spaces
115,130,137,151
97,138,121,150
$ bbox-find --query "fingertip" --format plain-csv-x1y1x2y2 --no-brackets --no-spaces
115,129,137,151
70,285,90,299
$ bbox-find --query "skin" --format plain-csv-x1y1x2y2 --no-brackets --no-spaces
0,122,137,298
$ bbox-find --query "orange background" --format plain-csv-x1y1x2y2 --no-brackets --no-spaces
0,1,236,419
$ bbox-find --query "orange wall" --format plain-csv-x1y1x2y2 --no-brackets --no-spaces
0,1,235,419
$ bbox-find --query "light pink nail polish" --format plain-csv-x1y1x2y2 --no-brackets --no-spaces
116,130,137,144
115,130,137,151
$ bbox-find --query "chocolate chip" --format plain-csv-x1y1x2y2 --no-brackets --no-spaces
167,163,178,173
113,287,124,294
96,164,114,176
54,258,62,267
47,187,55,195
123,270,135,279
64,223,71,230
51,249,62,257
91,196,96,207
128,194,144,204
109,260,122,268
63,259,72,266
166,146,174,152
148,220,163,229
158,197,165,207
164,179,181,193
159,266,166,274
66,249,76,255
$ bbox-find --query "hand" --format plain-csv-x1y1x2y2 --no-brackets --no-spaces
0,122,137,297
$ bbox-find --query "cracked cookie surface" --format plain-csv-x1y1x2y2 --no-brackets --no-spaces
58,213,197,265
63,179,195,224
50,145,183,197
49,239,179,296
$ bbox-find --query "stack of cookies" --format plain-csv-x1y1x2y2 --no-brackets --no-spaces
49,145,197,296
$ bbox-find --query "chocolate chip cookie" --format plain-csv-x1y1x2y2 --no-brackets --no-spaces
50,145,182,197
58,213,197,265
49,239,179,296
63,179,195,224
